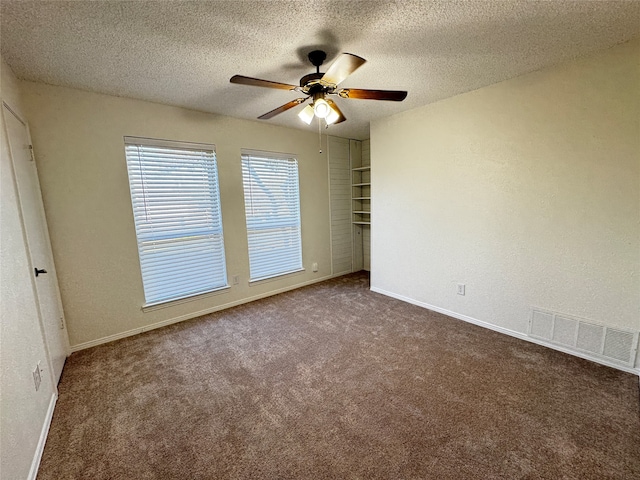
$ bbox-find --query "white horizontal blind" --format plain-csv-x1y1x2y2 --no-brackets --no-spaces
241,151,303,281
125,137,227,305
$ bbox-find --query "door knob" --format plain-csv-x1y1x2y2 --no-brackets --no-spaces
34,268,47,277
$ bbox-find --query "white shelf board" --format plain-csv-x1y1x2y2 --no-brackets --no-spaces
352,183,371,187
353,221,371,225
352,197,371,200
352,166,371,171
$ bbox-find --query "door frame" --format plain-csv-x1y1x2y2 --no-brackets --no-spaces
2,100,69,388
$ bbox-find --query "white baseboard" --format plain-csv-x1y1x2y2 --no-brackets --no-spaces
70,272,345,352
370,286,640,376
27,392,57,480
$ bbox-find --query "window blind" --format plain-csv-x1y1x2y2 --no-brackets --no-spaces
241,152,303,282
124,137,227,305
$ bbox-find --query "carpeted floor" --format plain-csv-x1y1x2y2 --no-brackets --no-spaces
38,272,639,479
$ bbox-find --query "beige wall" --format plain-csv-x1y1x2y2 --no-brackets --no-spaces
371,40,639,366
21,82,333,347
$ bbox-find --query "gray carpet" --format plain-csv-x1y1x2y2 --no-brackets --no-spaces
38,272,640,479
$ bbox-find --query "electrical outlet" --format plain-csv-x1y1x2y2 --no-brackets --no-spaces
232,275,239,285
33,362,42,391
457,284,465,296
312,262,318,272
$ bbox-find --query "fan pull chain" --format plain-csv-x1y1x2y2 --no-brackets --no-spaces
318,117,322,153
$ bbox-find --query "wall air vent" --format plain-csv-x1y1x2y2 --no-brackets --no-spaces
528,308,638,368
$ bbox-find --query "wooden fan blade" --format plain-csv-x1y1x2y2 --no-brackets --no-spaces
326,99,346,124
258,98,308,120
321,53,366,86
230,75,299,91
337,88,407,101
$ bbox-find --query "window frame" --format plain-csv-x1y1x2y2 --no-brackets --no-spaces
124,136,229,308
241,149,304,283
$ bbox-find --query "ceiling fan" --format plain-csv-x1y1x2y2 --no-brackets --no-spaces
230,50,408,126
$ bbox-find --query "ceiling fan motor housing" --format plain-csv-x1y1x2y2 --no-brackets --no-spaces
300,72,324,91
301,50,330,94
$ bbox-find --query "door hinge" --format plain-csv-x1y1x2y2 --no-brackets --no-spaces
59,316,66,330
28,144,35,162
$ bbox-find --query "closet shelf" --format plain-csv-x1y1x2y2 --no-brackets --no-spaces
352,161,371,227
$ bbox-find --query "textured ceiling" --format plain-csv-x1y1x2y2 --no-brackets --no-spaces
2,1,639,140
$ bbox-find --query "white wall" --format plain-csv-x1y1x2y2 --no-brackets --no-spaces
1,58,55,480
20,82,334,348
371,39,639,367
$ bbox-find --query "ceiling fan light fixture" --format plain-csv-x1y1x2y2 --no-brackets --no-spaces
298,104,314,125
325,105,340,125
313,98,330,118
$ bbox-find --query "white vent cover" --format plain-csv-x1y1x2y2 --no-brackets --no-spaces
529,308,638,367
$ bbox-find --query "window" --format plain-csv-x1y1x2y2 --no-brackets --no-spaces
124,137,227,306
241,151,303,282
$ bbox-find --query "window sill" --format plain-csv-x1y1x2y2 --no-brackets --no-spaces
248,268,305,286
142,285,230,312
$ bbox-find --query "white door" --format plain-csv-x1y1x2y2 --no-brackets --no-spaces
3,103,68,383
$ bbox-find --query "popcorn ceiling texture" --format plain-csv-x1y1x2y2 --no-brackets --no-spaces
1,0,639,139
